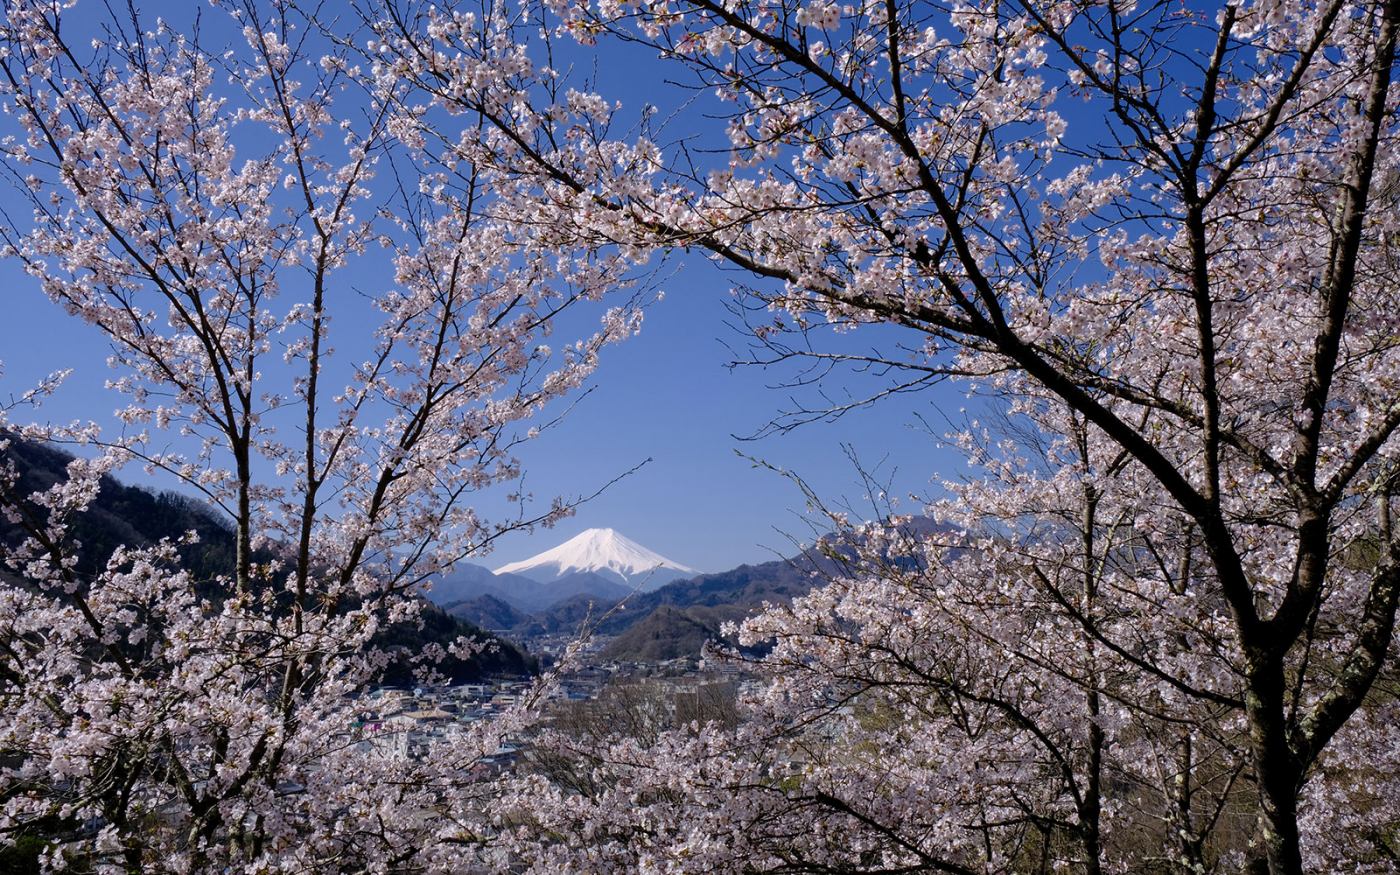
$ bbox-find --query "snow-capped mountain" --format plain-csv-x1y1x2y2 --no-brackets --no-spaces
494,528,698,592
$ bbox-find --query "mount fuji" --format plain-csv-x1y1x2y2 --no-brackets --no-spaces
494,528,698,593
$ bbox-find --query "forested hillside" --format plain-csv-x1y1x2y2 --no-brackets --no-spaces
1,436,534,682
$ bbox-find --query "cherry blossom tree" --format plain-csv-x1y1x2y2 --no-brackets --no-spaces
461,422,1263,874
453,398,1393,874
3,0,1397,870
372,0,1400,872
0,0,645,869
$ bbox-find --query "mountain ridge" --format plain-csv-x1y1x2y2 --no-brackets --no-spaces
515,519,952,661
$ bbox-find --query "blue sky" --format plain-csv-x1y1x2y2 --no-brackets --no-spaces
0,3,973,573
0,248,966,572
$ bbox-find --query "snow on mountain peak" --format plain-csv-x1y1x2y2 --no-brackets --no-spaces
493,528,697,589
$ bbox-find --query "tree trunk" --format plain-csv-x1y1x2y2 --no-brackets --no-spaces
1170,732,1207,874
1244,657,1303,875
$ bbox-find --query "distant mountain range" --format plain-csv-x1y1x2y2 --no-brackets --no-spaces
445,520,952,662
425,562,631,614
442,543,844,661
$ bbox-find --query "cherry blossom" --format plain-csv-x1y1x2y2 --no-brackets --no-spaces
372,0,1400,871
0,0,643,869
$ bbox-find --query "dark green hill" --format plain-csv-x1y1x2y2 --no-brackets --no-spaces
592,556,828,661
1,437,235,581
446,593,530,630
600,604,728,662
511,591,617,637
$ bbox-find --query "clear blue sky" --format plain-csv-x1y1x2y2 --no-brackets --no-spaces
0,3,970,573
0,252,966,572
